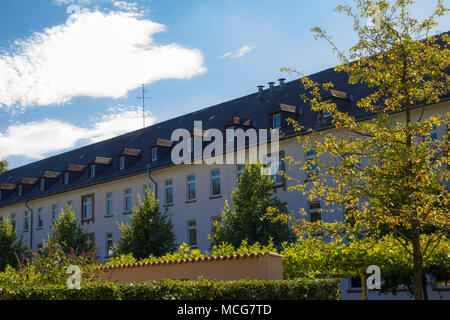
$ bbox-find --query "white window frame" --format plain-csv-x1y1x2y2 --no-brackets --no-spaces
52,204,58,222
165,179,173,205
210,169,221,196
309,201,321,222
186,174,196,201
106,192,113,216
124,189,132,213
106,232,114,257
187,219,197,247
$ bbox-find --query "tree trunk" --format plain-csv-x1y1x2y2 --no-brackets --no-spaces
358,267,368,300
422,274,428,300
411,226,424,300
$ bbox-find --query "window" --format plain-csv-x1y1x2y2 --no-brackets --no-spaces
188,220,197,247
151,147,158,161
18,184,22,197
227,127,235,141
52,204,58,222
106,193,113,216
309,201,321,222
268,155,283,184
186,175,196,201
306,150,318,180
237,164,245,182
39,179,45,191
87,233,95,250
165,180,173,205
90,165,96,177
64,172,69,185
24,211,29,231
211,169,221,196
37,208,44,229
119,156,125,170
124,189,132,213
82,195,94,221
106,232,113,257
273,113,281,129
323,100,332,118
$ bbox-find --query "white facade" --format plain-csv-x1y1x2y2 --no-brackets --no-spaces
0,101,449,299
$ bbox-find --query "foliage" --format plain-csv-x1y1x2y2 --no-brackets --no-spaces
283,0,450,299
209,163,295,248
0,160,8,174
0,278,340,300
47,205,90,255
0,241,100,291
106,240,278,266
115,190,177,259
282,234,450,299
0,217,25,271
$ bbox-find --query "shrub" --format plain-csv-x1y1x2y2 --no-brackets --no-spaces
0,278,340,300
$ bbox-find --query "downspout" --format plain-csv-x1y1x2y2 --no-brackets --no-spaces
147,164,158,199
24,199,33,250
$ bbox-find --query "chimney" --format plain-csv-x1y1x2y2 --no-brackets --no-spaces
268,82,275,93
257,85,264,98
278,78,286,88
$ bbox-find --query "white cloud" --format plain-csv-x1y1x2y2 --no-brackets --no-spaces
219,45,256,59
0,10,206,109
0,107,156,159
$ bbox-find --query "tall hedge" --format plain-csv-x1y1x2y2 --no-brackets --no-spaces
0,278,339,300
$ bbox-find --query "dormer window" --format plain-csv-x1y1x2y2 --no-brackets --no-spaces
227,127,235,141
17,184,22,197
323,100,333,118
90,165,96,177
273,113,281,129
119,156,125,170
39,179,45,191
64,172,69,185
152,147,158,161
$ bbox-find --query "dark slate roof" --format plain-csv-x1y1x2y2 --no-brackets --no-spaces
0,53,448,208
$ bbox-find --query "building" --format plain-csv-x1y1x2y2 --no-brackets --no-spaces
0,63,449,299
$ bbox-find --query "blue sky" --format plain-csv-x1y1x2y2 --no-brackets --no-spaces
0,0,449,169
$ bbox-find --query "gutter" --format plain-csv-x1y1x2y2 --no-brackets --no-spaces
24,199,33,250
147,163,158,199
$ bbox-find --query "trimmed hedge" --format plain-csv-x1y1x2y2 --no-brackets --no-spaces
0,278,339,300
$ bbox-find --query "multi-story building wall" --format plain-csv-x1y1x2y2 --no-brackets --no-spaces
0,66,449,299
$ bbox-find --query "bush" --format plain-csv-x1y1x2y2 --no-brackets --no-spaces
0,278,340,300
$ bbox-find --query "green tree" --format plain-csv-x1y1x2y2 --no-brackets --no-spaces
48,205,90,254
0,159,8,174
282,234,450,300
209,163,295,248
284,0,449,299
116,190,177,259
0,217,24,271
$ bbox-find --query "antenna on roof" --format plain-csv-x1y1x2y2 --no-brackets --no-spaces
137,84,155,128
